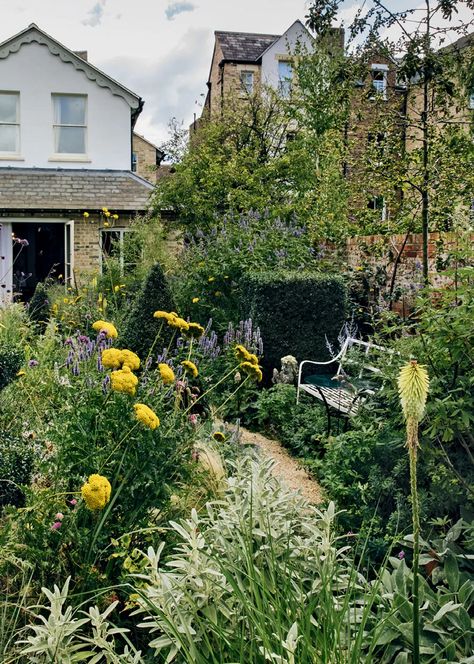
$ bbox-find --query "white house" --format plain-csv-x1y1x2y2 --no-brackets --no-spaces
0,24,153,303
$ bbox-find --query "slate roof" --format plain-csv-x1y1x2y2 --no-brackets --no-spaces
215,30,280,62
0,168,153,212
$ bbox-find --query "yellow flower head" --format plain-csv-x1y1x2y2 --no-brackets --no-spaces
105,211,111,218
102,207,109,214
208,276,215,283
247,353,259,367
83,211,90,218
110,365,139,395
112,214,119,220
16,370,26,377
184,322,205,339
81,474,111,510
181,360,198,378
240,361,263,382
192,297,200,304
134,403,160,430
158,363,175,385
120,349,141,371
167,316,189,332
92,320,118,339
213,431,226,442
235,344,252,362
153,310,174,322
398,360,429,423
102,348,124,369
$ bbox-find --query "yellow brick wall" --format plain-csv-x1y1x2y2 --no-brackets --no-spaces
132,134,158,183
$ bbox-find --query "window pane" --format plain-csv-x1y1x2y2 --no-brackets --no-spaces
55,126,86,153
0,93,18,123
278,61,293,80
240,72,254,94
54,96,86,125
0,125,19,152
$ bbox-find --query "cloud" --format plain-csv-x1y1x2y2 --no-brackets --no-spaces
82,0,107,27
165,1,196,21
100,28,211,143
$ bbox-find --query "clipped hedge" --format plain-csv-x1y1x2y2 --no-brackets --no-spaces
120,262,176,360
241,271,348,376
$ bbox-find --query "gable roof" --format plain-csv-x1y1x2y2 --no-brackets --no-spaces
0,168,153,212
0,24,143,124
215,30,280,62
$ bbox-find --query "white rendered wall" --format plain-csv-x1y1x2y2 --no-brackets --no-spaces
0,42,131,169
261,21,313,90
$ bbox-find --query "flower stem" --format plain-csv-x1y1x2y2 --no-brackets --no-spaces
408,420,420,664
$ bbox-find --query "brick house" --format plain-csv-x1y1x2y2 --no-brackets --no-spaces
0,24,154,302
200,20,314,119
131,132,166,184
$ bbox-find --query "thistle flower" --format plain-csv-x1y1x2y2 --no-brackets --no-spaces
81,474,112,510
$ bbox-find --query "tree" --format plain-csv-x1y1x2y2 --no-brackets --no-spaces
306,0,474,282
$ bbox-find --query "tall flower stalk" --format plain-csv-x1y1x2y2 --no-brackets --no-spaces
398,360,429,664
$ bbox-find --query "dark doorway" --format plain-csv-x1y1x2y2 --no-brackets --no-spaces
12,223,65,300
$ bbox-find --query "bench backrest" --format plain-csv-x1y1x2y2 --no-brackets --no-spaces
336,337,387,379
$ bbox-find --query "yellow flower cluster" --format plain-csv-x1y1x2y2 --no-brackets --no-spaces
92,320,118,339
81,474,111,510
185,322,205,339
240,361,263,382
110,365,139,395
398,360,429,423
153,311,205,338
235,345,263,382
181,360,199,378
134,403,160,430
158,363,175,384
213,431,226,442
102,348,140,371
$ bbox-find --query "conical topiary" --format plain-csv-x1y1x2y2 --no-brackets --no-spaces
120,262,176,360
28,281,51,331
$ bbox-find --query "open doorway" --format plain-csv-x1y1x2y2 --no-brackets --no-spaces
12,223,65,300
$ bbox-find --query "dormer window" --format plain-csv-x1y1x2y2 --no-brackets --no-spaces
240,71,254,95
52,94,87,154
0,92,20,154
371,64,388,100
278,61,293,98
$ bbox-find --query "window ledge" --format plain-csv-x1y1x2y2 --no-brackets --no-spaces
0,154,24,161
48,154,91,163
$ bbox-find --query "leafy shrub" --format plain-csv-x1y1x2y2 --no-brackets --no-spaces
242,271,348,376
121,262,175,358
27,281,51,331
0,432,34,507
0,345,23,391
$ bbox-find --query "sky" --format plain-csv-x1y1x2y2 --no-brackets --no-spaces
0,1,472,146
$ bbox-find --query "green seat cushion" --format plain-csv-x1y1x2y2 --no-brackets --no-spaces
305,374,338,388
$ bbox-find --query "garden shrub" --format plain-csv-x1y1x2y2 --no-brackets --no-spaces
27,281,51,331
0,344,23,391
0,432,34,507
121,261,176,359
241,271,348,376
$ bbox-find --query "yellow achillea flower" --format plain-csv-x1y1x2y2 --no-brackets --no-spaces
181,360,198,378
81,474,111,510
134,403,160,430
102,348,123,369
235,344,252,362
185,322,205,339
16,370,26,377
83,211,89,218
120,349,140,371
213,431,226,442
192,297,200,303
158,363,175,384
153,310,173,321
110,365,139,395
92,320,118,339
240,361,263,382
167,315,189,332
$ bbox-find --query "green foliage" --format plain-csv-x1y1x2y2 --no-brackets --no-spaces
0,432,34,508
0,344,23,391
242,271,348,375
121,262,175,358
27,282,51,331
172,211,318,330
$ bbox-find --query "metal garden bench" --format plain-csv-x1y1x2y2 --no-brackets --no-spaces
296,337,388,433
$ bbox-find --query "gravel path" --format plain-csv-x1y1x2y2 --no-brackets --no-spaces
239,427,323,504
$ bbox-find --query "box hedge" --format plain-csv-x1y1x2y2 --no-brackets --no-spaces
241,271,348,377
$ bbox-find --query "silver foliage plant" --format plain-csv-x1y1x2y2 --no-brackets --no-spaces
131,456,358,663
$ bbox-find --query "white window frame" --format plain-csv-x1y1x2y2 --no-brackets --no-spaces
370,64,388,100
240,71,254,95
100,227,131,276
51,94,88,159
0,91,20,156
368,195,387,221
131,151,138,172
278,60,293,99
469,91,474,110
